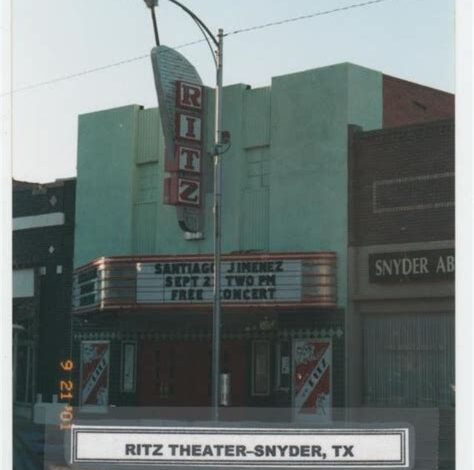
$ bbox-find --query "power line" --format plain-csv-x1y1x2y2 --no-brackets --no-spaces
3,54,147,96
1,38,207,97
225,0,394,36
2,0,396,96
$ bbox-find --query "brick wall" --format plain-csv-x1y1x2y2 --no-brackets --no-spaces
383,75,454,128
349,120,454,246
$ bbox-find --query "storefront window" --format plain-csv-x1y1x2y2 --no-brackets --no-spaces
363,313,454,407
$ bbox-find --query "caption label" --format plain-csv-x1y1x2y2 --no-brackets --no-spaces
71,426,410,468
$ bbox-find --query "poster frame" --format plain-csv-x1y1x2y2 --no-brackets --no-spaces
120,340,137,394
291,337,333,423
79,340,111,407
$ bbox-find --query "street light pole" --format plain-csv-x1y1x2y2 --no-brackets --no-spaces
211,28,224,422
143,0,224,421
143,0,160,46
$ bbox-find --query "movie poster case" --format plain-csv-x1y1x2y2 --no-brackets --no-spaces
292,339,332,422
79,340,110,406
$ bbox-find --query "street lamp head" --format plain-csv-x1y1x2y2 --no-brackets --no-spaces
143,0,158,8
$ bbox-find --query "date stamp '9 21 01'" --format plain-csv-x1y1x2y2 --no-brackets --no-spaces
58,359,74,431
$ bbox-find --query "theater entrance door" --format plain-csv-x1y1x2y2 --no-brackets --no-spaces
138,340,247,407
138,340,209,406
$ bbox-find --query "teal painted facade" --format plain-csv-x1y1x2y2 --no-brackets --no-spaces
75,63,382,312
76,105,140,261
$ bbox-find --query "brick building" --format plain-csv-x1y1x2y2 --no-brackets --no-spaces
13,178,76,416
382,75,454,127
347,118,454,407
347,118,455,469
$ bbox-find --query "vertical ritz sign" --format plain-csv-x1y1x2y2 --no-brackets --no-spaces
164,81,204,207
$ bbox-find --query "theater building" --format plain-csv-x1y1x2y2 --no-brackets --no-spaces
70,60,453,414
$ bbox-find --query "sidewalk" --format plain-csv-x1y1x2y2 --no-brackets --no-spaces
13,416,44,470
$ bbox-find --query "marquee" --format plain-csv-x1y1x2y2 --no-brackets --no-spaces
72,253,337,313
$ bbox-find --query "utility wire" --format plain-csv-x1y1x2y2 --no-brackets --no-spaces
2,0,396,97
225,0,393,36
0,38,207,96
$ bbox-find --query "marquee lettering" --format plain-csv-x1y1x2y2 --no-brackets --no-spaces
136,259,309,305
154,262,214,275
221,288,277,301
171,289,204,301
227,261,284,273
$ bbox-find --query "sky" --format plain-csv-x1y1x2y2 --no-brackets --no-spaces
6,0,455,183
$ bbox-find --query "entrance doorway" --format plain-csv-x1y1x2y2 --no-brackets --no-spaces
138,340,247,407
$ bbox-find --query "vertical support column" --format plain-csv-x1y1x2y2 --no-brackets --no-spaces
25,343,31,403
346,125,364,412
211,29,224,422
12,330,18,403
